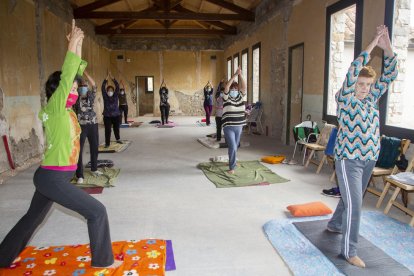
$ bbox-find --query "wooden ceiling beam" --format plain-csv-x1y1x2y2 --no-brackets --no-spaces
204,0,254,17
74,11,254,21
95,28,235,35
74,0,122,14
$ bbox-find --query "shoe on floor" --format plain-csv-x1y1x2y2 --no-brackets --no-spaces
77,177,84,184
346,256,366,268
322,187,341,198
326,226,342,234
116,140,123,144
104,144,110,148
91,170,103,177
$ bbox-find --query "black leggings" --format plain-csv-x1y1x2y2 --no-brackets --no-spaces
160,105,170,125
215,116,222,141
0,168,114,267
77,123,99,178
103,116,120,146
119,105,128,124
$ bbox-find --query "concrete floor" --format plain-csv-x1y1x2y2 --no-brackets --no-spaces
0,116,411,276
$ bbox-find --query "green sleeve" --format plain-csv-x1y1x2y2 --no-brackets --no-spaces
43,51,85,114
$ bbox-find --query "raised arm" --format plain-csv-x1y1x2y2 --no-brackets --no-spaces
83,71,96,88
225,70,239,94
238,68,247,96
367,26,398,102
336,26,387,103
113,77,120,96
43,20,86,114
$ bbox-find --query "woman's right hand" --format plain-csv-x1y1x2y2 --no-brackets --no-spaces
67,20,84,55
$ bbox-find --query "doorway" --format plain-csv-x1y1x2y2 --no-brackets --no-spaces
135,76,155,116
286,43,304,145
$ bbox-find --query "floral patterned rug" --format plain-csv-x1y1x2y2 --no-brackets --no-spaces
0,239,170,276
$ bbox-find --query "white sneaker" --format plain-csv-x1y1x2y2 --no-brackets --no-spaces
91,170,103,177
77,177,84,184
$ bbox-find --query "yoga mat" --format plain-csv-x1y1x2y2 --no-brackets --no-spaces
0,239,167,276
72,168,120,188
156,121,176,128
263,211,414,276
98,140,131,153
86,159,114,168
82,187,104,194
165,240,176,271
198,160,289,188
197,137,220,149
293,220,413,276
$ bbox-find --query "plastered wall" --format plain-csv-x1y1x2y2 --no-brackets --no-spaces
109,50,224,117
224,0,389,143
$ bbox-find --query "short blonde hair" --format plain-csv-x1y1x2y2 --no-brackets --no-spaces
359,66,376,79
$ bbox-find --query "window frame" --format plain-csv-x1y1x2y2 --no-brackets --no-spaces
379,0,414,141
145,76,154,93
227,56,232,81
252,42,261,103
241,48,249,100
323,0,363,124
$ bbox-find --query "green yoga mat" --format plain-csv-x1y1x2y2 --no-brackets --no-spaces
98,140,131,153
72,168,120,188
198,160,289,188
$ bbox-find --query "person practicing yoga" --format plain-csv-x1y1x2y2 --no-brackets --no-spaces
159,80,170,125
0,20,122,269
327,25,398,268
102,72,122,147
222,67,247,174
215,81,225,141
203,81,214,126
73,70,102,185
119,80,129,124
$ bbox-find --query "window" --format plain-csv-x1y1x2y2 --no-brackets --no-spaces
381,0,414,133
145,76,154,93
233,53,239,74
252,43,261,103
227,57,232,81
241,48,248,94
323,0,362,122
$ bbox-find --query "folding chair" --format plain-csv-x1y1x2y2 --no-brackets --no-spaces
378,155,414,226
246,102,263,134
289,121,319,164
303,123,336,168
316,127,338,174
366,137,410,197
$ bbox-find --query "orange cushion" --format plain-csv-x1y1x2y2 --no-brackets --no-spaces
287,201,332,217
261,155,285,164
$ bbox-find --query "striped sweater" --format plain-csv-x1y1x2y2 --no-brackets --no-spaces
334,51,398,161
222,92,246,128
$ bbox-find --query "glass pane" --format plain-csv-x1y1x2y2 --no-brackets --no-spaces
386,0,414,129
227,59,232,81
233,56,239,74
327,4,356,116
252,47,260,103
242,52,248,90
147,77,153,92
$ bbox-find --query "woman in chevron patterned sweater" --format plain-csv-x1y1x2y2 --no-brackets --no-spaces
327,25,398,268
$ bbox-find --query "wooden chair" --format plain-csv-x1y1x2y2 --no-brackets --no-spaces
377,155,414,226
315,127,338,174
303,123,336,168
366,138,410,197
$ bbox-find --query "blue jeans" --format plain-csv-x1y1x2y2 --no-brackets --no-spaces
223,125,243,170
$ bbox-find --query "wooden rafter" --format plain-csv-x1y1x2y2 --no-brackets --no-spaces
204,0,254,17
74,10,254,21
74,0,122,14
95,28,235,35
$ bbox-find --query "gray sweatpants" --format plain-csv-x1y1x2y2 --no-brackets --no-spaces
327,159,376,259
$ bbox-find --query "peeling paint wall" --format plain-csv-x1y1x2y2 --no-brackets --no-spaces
0,0,111,173
110,50,224,117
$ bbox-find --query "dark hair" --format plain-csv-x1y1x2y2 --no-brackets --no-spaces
106,85,115,92
45,71,82,101
230,82,239,90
